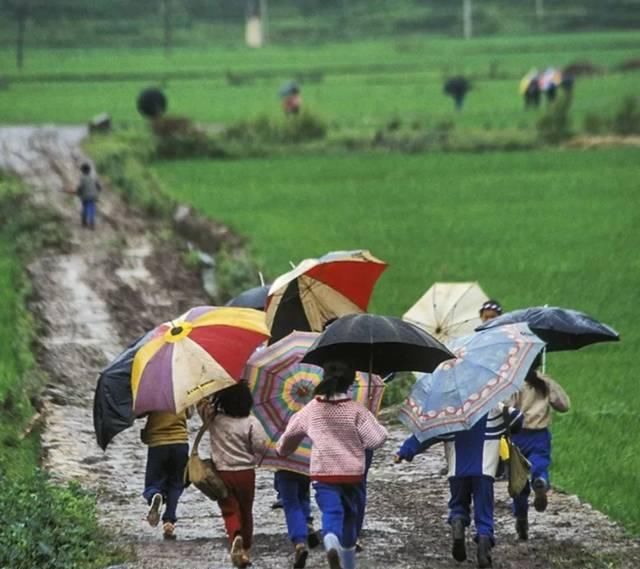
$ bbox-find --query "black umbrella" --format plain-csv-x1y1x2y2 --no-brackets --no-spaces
475,306,620,352
225,285,270,311
93,333,151,450
301,313,455,377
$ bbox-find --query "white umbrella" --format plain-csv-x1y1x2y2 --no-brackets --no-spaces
403,282,489,344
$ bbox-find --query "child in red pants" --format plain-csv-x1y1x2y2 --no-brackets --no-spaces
202,382,268,568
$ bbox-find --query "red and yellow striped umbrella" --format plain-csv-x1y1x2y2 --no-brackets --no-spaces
266,250,387,344
132,306,269,415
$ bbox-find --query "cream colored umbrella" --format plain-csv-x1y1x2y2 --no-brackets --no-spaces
403,282,489,344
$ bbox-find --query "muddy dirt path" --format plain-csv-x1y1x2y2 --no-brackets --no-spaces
1,127,639,569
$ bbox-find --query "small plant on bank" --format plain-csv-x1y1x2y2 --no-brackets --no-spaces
612,96,640,135
537,92,573,144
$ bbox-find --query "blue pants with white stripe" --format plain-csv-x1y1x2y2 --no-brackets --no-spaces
275,470,312,545
511,428,552,518
448,475,495,544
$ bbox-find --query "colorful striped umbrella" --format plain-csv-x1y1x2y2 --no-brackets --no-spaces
245,331,385,475
265,250,387,344
132,306,270,415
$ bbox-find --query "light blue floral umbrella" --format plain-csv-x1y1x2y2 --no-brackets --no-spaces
399,323,545,442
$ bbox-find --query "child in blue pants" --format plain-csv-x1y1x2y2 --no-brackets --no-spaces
397,404,523,569
277,361,388,569
507,361,570,540
274,469,321,568
141,410,189,539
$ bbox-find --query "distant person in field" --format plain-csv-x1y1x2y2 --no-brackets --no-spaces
283,86,302,116
141,409,190,540
506,356,570,541
444,76,471,111
76,162,101,230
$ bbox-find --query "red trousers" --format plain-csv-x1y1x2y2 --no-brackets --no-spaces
217,469,256,549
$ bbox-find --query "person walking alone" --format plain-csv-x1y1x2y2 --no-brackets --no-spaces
76,162,101,229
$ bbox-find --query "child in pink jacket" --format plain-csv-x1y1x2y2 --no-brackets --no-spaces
277,360,388,569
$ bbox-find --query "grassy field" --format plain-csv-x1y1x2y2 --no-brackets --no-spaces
0,32,638,129
153,147,640,532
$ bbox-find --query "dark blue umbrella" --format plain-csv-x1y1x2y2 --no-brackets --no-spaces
475,306,619,352
301,313,454,376
225,285,270,311
93,332,153,450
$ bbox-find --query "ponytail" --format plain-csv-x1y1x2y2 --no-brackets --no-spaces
314,360,355,398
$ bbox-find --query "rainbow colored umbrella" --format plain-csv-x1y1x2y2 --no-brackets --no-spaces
132,306,270,415
245,331,385,475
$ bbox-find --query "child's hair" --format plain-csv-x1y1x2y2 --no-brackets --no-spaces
80,162,91,174
212,381,253,417
524,354,548,397
314,360,355,397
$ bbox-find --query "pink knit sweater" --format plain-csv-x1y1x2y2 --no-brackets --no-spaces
276,396,388,483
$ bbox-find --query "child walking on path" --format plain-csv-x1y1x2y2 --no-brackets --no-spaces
203,382,268,568
141,410,190,539
507,360,570,540
396,403,523,569
75,162,101,229
277,360,388,569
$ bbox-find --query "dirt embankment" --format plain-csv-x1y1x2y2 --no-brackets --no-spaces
1,127,639,569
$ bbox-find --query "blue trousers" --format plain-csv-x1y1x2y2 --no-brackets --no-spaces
512,429,552,518
356,449,374,536
448,476,495,544
314,482,363,549
275,470,312,544
142,443,189,523
81,199,97,227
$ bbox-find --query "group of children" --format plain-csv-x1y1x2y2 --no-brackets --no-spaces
140,299,570,569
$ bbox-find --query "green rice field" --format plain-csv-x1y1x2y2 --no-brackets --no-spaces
0,31,638,128
153,147,640,532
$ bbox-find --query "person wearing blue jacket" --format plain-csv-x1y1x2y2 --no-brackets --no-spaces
395,404,523,569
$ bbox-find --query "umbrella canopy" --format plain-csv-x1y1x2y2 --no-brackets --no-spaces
94,307,270,449
475,306,620,352
246,331,385,474
403,282,489,343
279,81,299,97
399,323,545,442
519,68,539,94
94,332,152,450
132,306,270,415
225,285,270,310
265,250,387,345
301,313,455,377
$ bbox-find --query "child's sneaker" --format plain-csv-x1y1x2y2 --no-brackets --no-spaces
162,521,176,540
146,493,163,527
240,549,252,568
451,518,467,562
230,535,244,568
293,543,309,569
533,478,548,512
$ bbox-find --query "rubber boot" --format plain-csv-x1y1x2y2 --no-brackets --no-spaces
515,517,528,541
533,478,548,512
476,536,493,569
451,518,466,562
